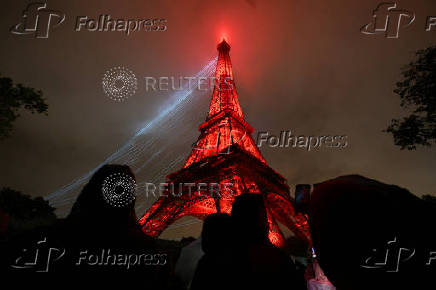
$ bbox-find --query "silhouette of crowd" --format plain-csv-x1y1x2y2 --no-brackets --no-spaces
191,194,306,290
309,175,436,289
1,165,435,289
1,165,181,288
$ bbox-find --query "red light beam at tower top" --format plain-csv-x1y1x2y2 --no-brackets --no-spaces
219,32,230,44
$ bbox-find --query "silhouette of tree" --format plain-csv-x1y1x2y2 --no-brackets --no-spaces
0,75,48,140
0,187,55,220
386,45,436,150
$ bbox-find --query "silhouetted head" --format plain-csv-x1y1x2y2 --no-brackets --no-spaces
309,175,435,289
231,193,269,243
68,164,137,225
201,213,232,254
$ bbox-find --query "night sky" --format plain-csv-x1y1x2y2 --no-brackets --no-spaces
1,0,436,238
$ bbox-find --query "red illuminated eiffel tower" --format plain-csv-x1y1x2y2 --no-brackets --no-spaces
138,40,310,246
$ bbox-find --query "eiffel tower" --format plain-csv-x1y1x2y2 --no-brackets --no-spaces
138,40,310,246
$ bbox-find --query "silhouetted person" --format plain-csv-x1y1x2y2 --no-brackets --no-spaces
309,175,436,289
190,213,233,290
1,164,182,289
56,164,165,279
230,193,304,289
64,165,155,250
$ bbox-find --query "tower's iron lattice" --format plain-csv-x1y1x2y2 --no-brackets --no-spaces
138,40,310,246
